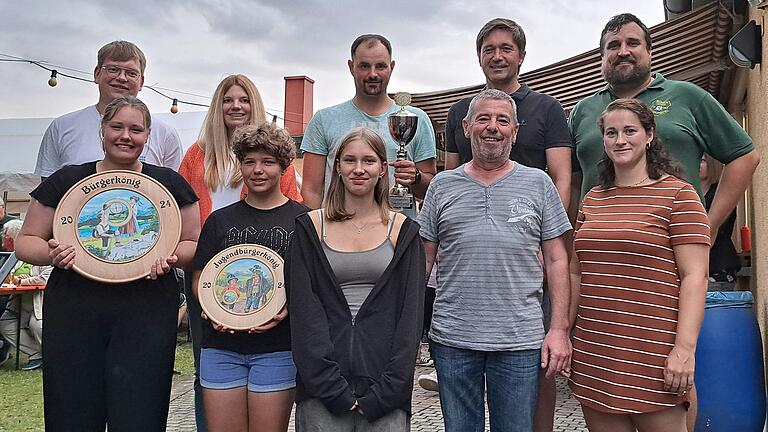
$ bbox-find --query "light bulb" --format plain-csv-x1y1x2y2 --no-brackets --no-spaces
170,98,179,114
48,70,58,87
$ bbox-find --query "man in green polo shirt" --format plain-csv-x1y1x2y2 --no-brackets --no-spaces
570,13,759,241
569,12,760,432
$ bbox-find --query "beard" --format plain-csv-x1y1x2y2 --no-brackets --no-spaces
603,60,651,88
471,138,513,165
362,80,384,96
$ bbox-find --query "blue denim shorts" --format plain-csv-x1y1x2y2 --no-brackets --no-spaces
200,348,296,392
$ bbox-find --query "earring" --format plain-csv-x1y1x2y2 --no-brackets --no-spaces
646,143,651,150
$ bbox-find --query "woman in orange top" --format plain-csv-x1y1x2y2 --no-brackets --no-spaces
179,74,301,226
179,74,301,430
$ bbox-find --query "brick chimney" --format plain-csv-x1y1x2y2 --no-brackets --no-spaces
283,76,314,136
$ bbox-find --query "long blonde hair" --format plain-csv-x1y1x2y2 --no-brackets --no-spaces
324,127,391,223
198,74,267,189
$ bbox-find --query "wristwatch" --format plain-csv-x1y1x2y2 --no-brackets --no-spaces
413,168,422,185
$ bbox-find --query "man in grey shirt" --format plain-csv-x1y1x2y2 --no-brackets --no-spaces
418,89,572,432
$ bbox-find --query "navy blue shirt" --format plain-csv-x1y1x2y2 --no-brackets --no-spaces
444,84,572,171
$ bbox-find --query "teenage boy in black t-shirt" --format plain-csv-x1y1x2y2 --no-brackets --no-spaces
192,123,308,432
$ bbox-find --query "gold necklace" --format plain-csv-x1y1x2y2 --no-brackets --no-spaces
619,175,650,187
349,218,371,234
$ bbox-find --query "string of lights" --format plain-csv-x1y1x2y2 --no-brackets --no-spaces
0,53,309,125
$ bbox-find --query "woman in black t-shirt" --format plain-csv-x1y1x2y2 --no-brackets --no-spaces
15,96,200,431
191,123,308,432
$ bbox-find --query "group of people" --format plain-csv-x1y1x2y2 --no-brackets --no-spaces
2,9,759,432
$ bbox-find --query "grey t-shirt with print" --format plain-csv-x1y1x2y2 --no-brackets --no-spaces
418,163,571,351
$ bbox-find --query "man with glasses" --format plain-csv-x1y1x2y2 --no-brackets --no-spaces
35,40,183,177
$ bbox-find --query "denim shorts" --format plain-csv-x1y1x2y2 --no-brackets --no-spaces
200,348,296,392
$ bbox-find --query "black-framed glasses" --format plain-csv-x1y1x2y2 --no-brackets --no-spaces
101,65,141,80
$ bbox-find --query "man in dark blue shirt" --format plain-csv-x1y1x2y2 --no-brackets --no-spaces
440,18,573,432
444,18,572,208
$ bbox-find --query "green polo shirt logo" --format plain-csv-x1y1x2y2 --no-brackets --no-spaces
650,99,671,115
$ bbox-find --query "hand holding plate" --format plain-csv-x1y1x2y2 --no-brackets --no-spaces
201,311,236,334
48,238,76,269
147,255,178,280
197,244,287,331
247,306,288,334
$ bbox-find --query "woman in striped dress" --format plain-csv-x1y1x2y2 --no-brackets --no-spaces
569,98,710,431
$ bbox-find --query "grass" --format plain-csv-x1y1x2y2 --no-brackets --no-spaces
0,333,195,432
174,336,195,377
0,360,44,432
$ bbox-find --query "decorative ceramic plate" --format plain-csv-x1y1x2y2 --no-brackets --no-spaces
53,170,181,283
197,244,286,330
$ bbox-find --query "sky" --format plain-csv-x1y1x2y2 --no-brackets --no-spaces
0,1,665,123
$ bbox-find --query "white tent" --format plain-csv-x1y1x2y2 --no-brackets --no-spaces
0,110,206,193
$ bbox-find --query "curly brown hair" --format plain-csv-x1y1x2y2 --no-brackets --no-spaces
231,123,296,170
597,98,683,188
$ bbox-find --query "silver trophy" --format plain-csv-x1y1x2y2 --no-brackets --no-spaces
388,92,418,209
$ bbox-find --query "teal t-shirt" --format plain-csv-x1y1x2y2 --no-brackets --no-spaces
570,73,754,199
300,100,436,217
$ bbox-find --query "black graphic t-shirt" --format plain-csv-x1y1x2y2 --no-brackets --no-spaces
193,199,309,354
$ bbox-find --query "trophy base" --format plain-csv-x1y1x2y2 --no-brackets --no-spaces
388,192,414,210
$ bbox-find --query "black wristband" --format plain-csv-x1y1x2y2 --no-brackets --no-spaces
414,168,422,185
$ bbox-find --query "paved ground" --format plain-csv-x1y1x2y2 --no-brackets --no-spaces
166,367,587,431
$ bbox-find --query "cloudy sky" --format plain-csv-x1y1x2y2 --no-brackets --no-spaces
1,1,664,122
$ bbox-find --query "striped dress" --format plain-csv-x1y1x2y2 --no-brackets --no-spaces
570,176,710,414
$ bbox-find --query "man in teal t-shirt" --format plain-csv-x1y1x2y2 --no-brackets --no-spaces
570,13,759,240
300,34,437,218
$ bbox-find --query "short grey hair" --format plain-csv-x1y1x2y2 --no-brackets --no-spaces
2,219,23,240
464,89,518,125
